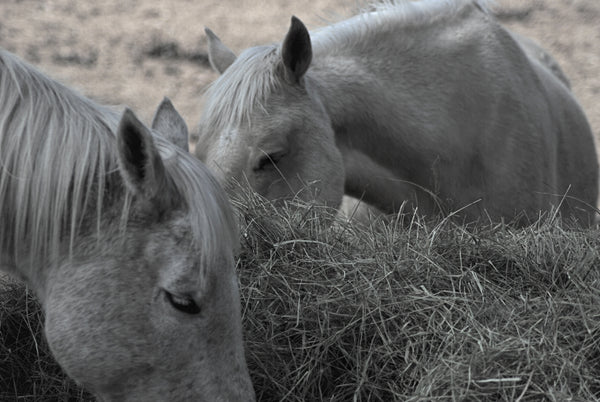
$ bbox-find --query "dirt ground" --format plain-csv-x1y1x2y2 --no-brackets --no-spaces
0,0,599,156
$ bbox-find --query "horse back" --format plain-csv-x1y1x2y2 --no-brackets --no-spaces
467,14,598,223
313,4,598,223
528,50,598,222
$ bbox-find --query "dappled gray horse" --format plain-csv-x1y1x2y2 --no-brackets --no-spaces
196,0,598,225
0,49,254,401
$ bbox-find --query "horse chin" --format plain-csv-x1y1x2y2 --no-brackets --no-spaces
92,372,255,402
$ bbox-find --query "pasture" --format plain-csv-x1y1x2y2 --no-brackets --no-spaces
1,0,600,400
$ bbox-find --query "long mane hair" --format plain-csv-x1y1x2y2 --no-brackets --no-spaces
0,49,238,270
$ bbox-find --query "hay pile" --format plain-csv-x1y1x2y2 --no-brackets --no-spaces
235,195,600,401
0,282,92,401
2,193,600,400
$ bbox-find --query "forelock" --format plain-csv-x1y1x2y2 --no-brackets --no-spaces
158,139,239,268
201,45,281,134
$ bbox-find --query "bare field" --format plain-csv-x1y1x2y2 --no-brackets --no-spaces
0,0,598,151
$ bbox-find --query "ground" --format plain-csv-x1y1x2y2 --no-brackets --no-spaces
0,0,598,150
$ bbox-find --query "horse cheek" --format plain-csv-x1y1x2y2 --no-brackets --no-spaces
44,258,156,396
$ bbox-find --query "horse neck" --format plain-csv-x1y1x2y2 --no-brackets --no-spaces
2,184,130,304
0,49,128,303
1,253,50,302
0,145,127,305
307,39,419,173
306,14,471,212
307,24,425,159
307,2,483,162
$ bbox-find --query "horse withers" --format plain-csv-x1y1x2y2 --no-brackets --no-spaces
0,49,254,401
196,0,598,226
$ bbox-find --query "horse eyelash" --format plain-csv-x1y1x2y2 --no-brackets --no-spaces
164,291,202,315
255,151,287,171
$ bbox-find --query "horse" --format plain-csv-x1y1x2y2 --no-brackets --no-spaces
0,49,255,401
195,0,598,226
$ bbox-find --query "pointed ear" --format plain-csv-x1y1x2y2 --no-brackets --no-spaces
205,27,237,74
117,108,176,208
281,16,312,84
151,97,189,152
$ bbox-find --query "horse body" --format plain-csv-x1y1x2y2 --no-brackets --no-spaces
0,49,254,401
197,0,598,225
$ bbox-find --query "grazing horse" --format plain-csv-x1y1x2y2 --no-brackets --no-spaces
0,49,254,401
196,0,598,225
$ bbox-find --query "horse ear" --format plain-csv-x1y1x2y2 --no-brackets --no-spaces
281,16,312,84
117,108,175,208
151,97,189,152
205,28,237,74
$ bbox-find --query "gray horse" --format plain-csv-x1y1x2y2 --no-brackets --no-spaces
196,0,598,225
0,49,254,401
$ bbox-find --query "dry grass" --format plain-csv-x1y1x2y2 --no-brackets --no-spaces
0,283,93,401
2,192,600,401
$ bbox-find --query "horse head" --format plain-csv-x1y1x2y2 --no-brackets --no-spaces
0,81,257,400
196,17,345,209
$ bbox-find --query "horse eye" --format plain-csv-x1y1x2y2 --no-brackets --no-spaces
255,151,286,171
165,291,201,315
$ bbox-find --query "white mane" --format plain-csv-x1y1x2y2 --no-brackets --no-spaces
0,49,237,270
0,49,122,268
201,45,281,134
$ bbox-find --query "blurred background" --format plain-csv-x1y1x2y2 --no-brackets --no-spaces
0,0,598,152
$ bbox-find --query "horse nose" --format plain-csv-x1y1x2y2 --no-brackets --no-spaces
214,364,255,402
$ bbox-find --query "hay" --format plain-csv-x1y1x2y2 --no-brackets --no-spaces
0,279,93,401
2,192,600,400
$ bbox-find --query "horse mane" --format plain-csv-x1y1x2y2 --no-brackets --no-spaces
0,49,123,268
312,0,495,53
201,45,281,134
360,0,494,24
199,0,494,137
0,49,238,270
